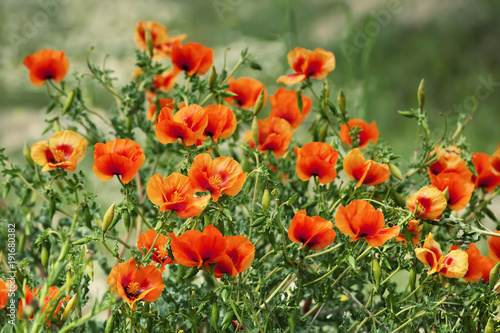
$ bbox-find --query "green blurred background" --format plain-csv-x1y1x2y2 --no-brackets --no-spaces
1,0,499,164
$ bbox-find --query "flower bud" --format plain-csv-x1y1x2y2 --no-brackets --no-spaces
105,313,115,333
408,265,416,290
372,256,381,290
338,90,346,116
122,209,131,233
418,79,425,109
251,116,259,148
102,203,116,235
318,123,329,143
48,195,56,220
222,310,234,330
86,255,94,281
489,261,500,290
262,183,270,212
24,141,34,168
209,67,217,90
388,163,403,181
485,318,495,333
41,243,49,270
442,186,450,202
62,294,77,322
253,89,265,116
145,28,154,58
250,217,266,228
62,90,75,115
211,302,219,327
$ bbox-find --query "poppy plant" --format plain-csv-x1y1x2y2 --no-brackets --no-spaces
257,117,294,158
471,152,500,192
343,148,390,188
134,21,186,60
214,235,255,279
171,42,213,76
406,185,447,220
23,49,69,87
224,77,267,110
294,142,339,184
107,258,165,310
18,286,70,323
147,172,211,218
155,105,208,146
394,220,422,246
201,105,237,142
170,224,227,269
428,145,473,182
415,233,468,278
339,119,379,149
31,130,87,173
288,210,336,250
93,139,145,184
335,200,399,247
428,171,474,211
277,47,335,85
137,229,173,272
188,153,246,202
269,88,312,128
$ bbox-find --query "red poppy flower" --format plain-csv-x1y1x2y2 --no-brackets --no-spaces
31,130,87,172
491,144,500,175
394,220,422,246
406,185,447,220
134,21,186,60
449,243,487,283
200,105,237,142
335,200,399,247
151,69,179,93
294,142,339,184
171,42,213,76
155,105,208,146
18,286,70,323
137,229,173,272
188,153,246,202
415,233,468,278
170,224,226,269
23,49,69,87
93,139,145,184
269,88,312,128
471,152,500,192
339,119,379,149
224,77,267,110
147,172,211,218
277,47,335,85
0,279,8,310
343,148,390,188
288,210,336,250
489,231,500,262
428,146,473,182
428,171,474,211
107,258,165,310
214,235,255,279
257,117,294,158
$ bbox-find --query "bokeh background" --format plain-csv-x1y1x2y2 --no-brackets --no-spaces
1,0,499,163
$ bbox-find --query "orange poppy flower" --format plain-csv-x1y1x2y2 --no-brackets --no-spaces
489,231,500,262
257,117,294,158
335,200,399,247
188,153,246,202
294,142,339,184
137,229,173,272
23,49,69,87
146,98,177,122
171,42,213,76
224,77,267,110
471,152,500,192
147,172,211,218
170,224,227,269
450,243,486,283
155,105,208,146
491,144,500,175
339,119,379,149
343,148,390,188
151,69,179,93
18,286,70,323
288,210,336,250
214,235,255,279
394,220,422,246
428,171,474,211
200,105,237,142
415,233,468,278
277,47,335,85
31,130,87,173
93,139,145,184
107,258,165,310
269,88,312,128
134,21,186,60
406,185,447,220
0,279,8,310
428,146,473,182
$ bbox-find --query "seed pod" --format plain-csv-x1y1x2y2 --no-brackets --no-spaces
392,190,406,208
241,157,251,173
61,90,75,115
221,310,234,330
372,256,381,290
105,313,115,333
62,295,77,322
23,142,34,168
123,209,131,233
489,261,500,290
177,264,185,282
262,183,270,212
20,188,32,206
41,244,49,270
296,89,303,113
388,163,403,181
250,217,266,228
48,195,56,220
251,116,259,147
288,315,296,333
183,267,199,279
485,318,494,333
83,204,92,229
318,123,329,143
126,114,133,132
209,67,217,90
338,90,346,116
253,89,265,116
204,214,211,228
145,28,154,58
2,181,10,198
102,203,116,235
211,302,219,327
418,79,425,109
408,265,416,291
397,110,415,118
18,234,26,253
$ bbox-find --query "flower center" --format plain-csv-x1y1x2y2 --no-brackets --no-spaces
156,245,169,261
126,282,140,299
170,190,185,203
51,149,67,163
209,174,223,187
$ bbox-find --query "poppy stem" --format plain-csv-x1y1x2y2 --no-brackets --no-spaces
396,275,430,305
222,52,251,85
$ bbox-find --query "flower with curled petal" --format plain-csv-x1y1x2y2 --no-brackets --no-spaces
224,77,267,110
294,142,338,184
214,235,255,279
339,119,379,149
23,49,69,87
171,42,213,76
406,185,447,220
277,47,335,85
288,210,336,250
155,105,208,146
343,148,390,188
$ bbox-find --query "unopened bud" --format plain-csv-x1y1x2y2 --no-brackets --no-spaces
41,244,49,270
262,183,270,212
388,163,403,181
253,89,265,116
209,67,217,90
338,90,346,116
211,302,219,327
418,79,425,109
62,294,77,322
62,90,75,115
489,261,500,290
24,142,34,168
145,28,154,58
408,265,416,290
123,209,131,233
442,187,449,202
372,256,381,290
485,318,495,333
102,203,116,235
251,117,259,148
319,123,329,143
105,313,115,333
